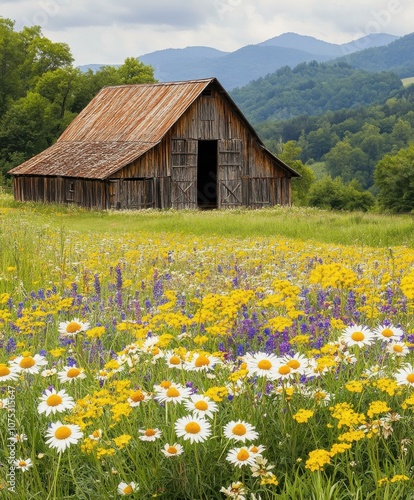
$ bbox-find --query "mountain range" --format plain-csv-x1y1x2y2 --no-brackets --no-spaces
137,32,399,89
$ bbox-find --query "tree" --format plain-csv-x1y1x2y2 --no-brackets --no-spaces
308,176,375,211
277,141,315,205
374,145,414,212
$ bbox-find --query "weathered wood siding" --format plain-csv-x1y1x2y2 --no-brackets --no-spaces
12,82,293,209
13,176,108,208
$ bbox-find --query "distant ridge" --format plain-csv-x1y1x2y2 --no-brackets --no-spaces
78,32,401,90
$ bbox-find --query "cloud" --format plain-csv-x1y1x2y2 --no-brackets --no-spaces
0,0,412,66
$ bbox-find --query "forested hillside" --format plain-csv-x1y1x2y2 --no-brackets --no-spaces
257,85,414,190
230,61,403,122
334,32,414,78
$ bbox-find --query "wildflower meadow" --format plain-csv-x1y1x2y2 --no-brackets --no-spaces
2,198,414,499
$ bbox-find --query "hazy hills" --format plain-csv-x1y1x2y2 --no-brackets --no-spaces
78,32,399,90
137,32,398,89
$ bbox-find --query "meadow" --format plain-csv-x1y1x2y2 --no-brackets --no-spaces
1,194,414,499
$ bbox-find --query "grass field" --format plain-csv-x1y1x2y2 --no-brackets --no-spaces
2,196,414,498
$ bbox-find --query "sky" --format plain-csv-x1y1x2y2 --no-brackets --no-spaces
1,0,413,66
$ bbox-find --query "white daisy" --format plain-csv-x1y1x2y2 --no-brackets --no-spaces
138,427,162,442
88,429,102,441
58,318,90,337
164,350,185,369
226,446,258,468
373,324,404,342
41,368,57,377
0,398,9,409
12,354,48,374
57,366,87,383
128,389,151,407
340,325,376,347
0,364,19,382
243,352,280,380
183,395,219,418
9,433,28,443
386,341,409,357
174,415,211,444
395,364,414,386
154,383,192,405
272,361,296,381
161,442,184,457
223,420,259,443
117,481,138,495
220,481,247,499
185,352,221,372
38,388,75,416
45,422,83,453
14,458,33,472
282,353,310,375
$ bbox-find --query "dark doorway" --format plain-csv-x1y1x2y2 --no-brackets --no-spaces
197,140,218,209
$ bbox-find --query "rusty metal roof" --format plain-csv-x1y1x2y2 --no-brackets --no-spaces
10,78,213,179
10,77,300,179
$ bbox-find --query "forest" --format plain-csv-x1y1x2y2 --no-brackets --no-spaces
1,19,414,213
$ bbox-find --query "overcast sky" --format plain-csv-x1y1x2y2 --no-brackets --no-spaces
1,0,412,66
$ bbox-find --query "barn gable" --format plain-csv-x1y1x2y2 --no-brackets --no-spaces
10,78,299,209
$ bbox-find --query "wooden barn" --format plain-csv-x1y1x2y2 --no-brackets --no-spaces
10,78,299,210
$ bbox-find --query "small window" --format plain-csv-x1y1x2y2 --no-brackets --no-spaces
202,89,212,97
66,182,75,201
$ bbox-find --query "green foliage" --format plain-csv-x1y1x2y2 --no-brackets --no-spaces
256,85,414,190
335,32,414,78
231,61,402,123
0,19,156,184
272,141,315,205
374,145,414,213
308,176,375,212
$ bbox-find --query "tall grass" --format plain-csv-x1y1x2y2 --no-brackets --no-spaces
1,194,414,247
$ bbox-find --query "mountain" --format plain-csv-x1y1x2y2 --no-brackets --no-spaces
259,32,397,56
135,32,399,89
333,32,414,77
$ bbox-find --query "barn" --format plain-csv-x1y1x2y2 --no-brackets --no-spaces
10,78,300,210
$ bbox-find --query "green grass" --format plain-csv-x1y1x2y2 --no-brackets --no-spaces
2,193,414,247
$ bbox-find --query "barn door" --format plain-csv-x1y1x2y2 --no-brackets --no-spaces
171,139,197,209
218,139,243,208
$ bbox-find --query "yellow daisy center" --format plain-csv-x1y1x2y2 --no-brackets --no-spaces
250,446,259,453
123,485,133,494
66,321,81,333
236,449,250,461
351,331,364,342
278,365,291,375
66,368,80,378
18,461,27,467
194,400,208,411
257,359,272,370
130,390,145,402
195,355,210,367
169,355,181,365
393,345,403,353
232,424,247,436
46,394,63,406
19,357,35,369
167,446,177,454
287,359,300,369
0,365,11,377
185,422,201,434
160,380,171,388
166,387,180,398
55,426,72,440
144,428,156,437
406,373,414,383
381,328,394,338
92,430,101,438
